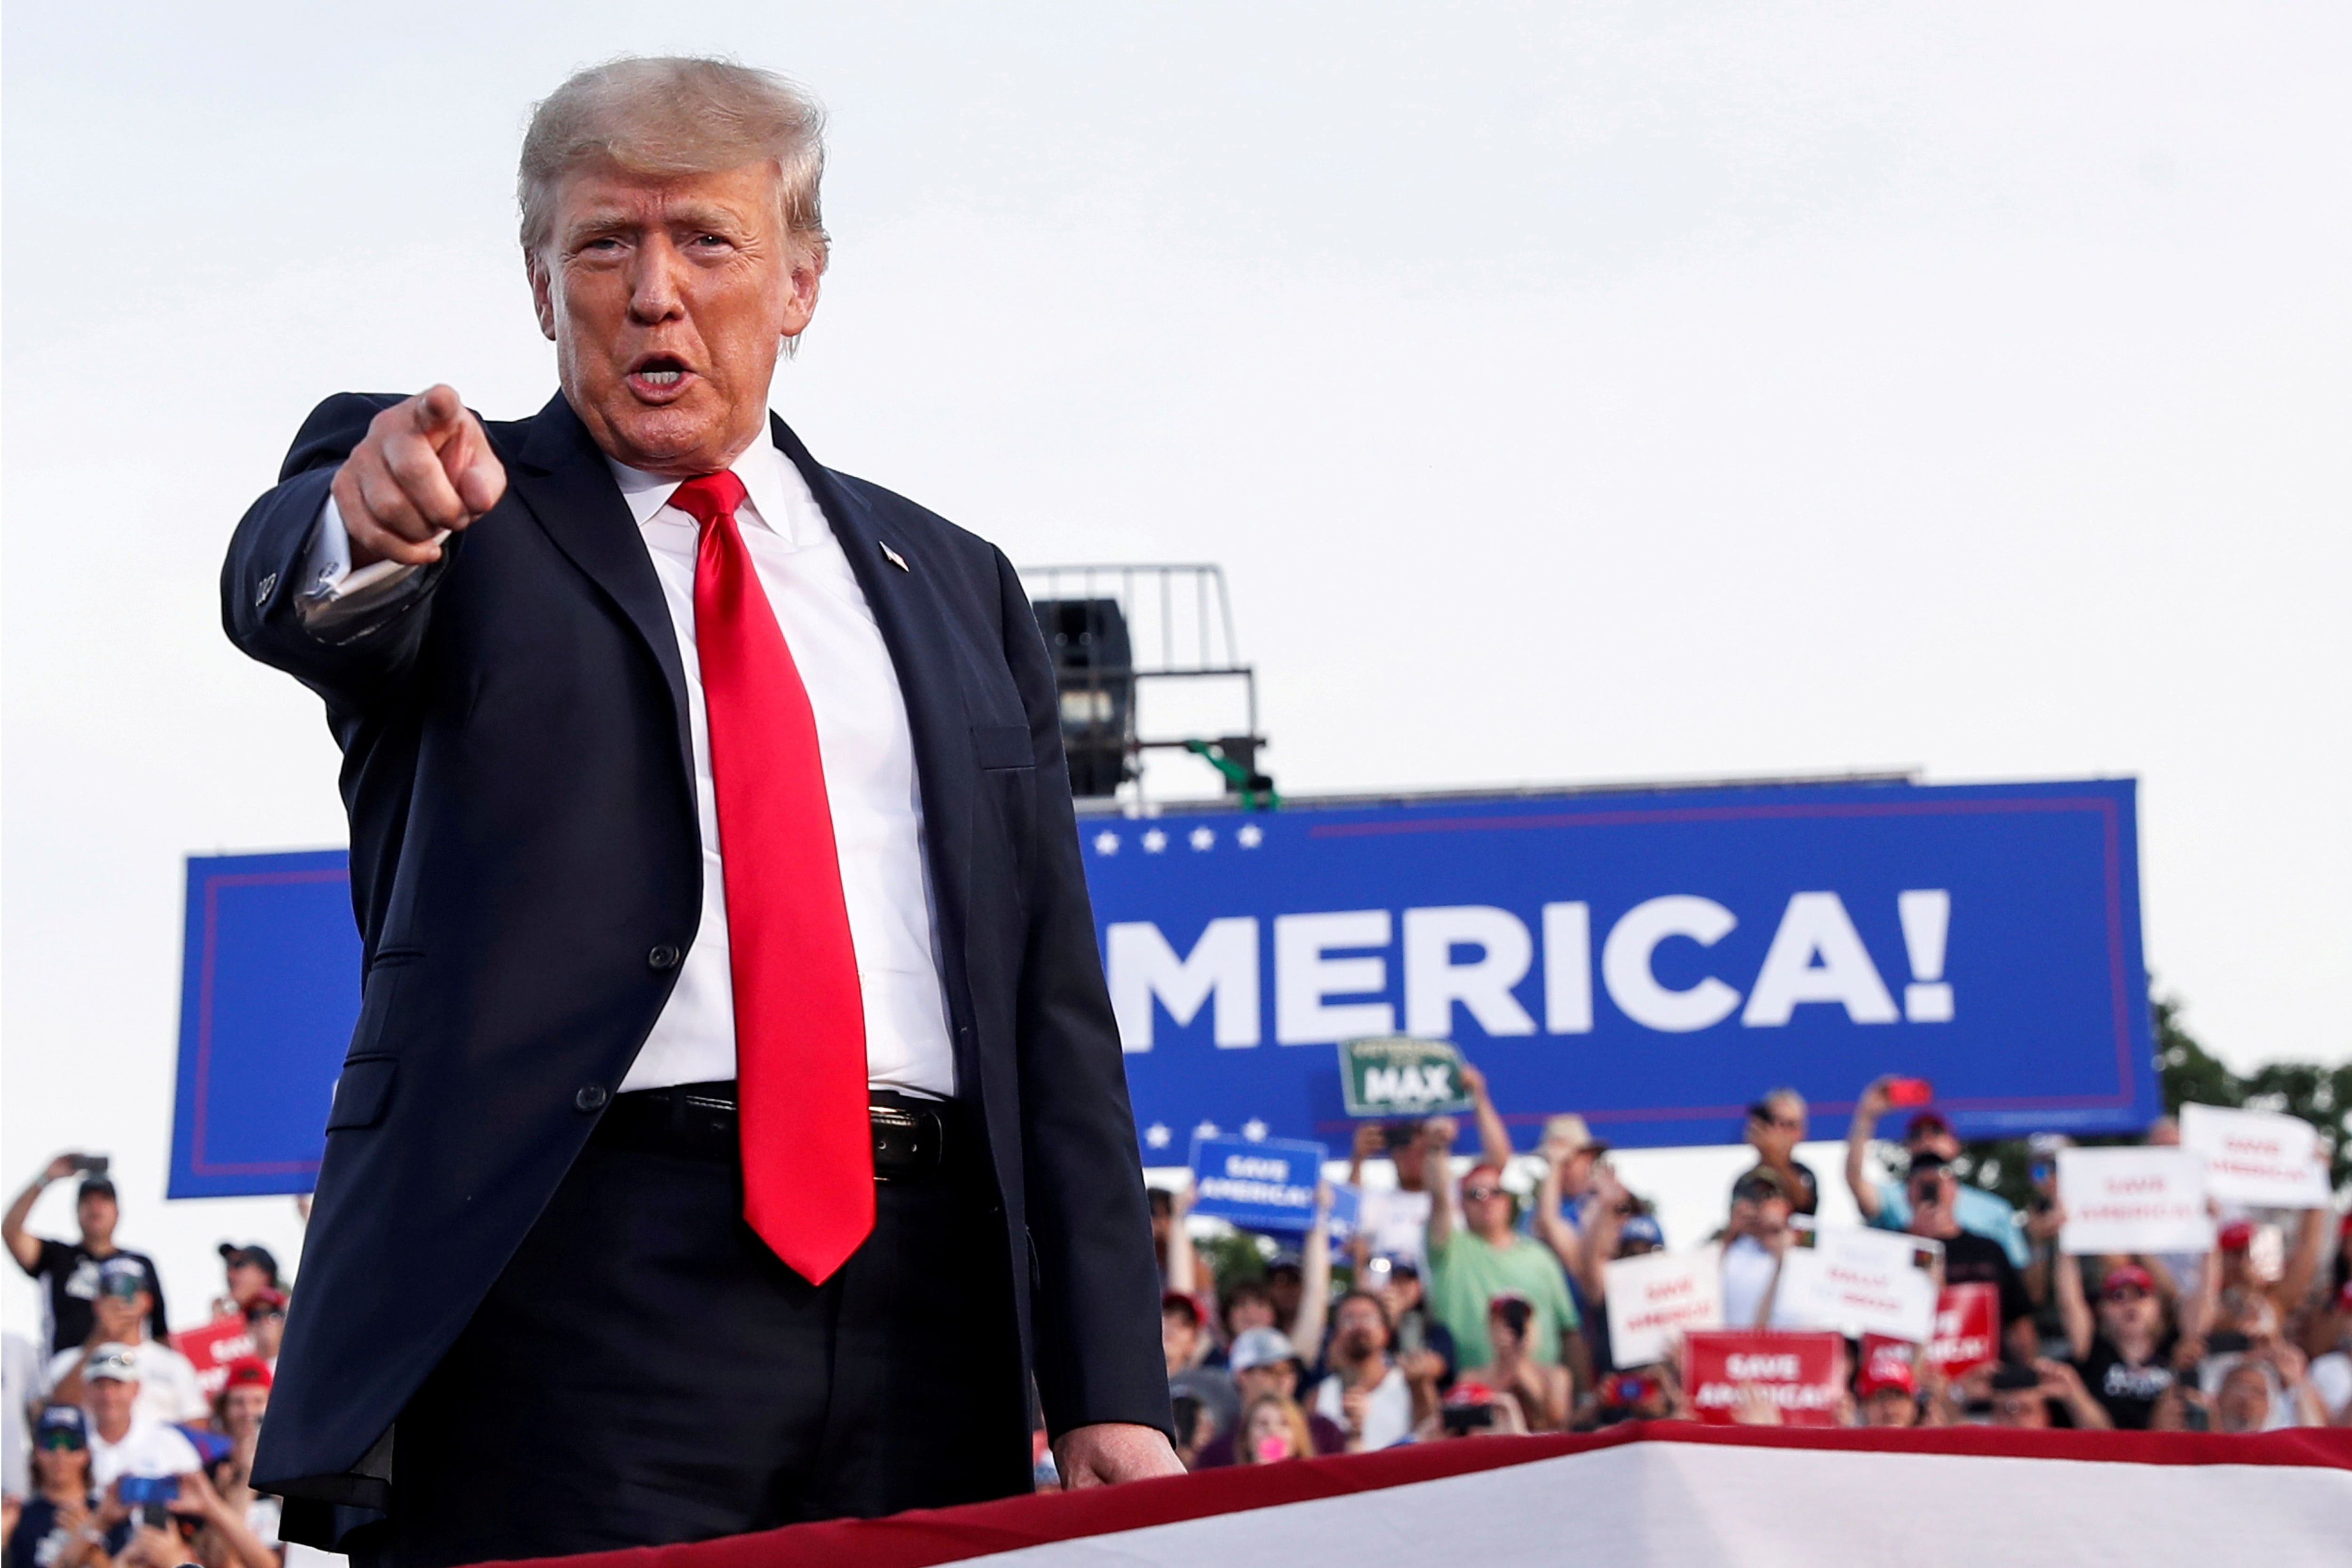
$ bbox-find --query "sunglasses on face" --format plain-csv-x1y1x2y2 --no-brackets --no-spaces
1463,1185,1503,1202
38,1433,85,1452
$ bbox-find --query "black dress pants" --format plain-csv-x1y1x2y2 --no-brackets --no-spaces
363,1101,1032,1566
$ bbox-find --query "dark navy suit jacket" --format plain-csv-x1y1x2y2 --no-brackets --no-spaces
222,391,1168,1539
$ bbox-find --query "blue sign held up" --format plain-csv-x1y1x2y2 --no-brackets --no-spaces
1097,777,2157,1153
1188,1135,1329,1234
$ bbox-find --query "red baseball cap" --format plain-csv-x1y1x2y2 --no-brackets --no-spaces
2218,1220,2254,1252
1904,1110,1954,1140
1858,1343,1917,1397
2102,1264,2154,1299
222,1357,272,1391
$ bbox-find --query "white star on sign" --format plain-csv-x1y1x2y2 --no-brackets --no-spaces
1237,824,1264,847
1144,1123,1171,1149
1194,1120,1221,1140
1093,831,1120,855
1190,826,1216,851
1142,829,1168,853
1242,1118,1269,1141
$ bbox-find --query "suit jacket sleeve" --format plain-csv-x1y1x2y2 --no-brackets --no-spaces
994,549,1175,1440
220,393,459,712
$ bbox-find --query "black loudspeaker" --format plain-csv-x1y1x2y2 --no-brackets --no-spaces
1030,598,1133,795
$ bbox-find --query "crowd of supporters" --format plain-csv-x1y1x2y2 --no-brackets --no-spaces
1151,1069,2351,1460
5,1065,2345,1556
3,1156,302,1567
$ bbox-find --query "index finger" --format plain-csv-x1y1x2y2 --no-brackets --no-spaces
413,384,466,443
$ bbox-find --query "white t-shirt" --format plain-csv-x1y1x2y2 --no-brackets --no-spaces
1315,1362,1415,1450
46,1340,210,1427
89,1417,201,1489
1720,1236,1780,1330
2308,1350,2350,1423
1358,1188,1435,1268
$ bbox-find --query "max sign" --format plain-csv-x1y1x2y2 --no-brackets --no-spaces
1091,779,2155,1153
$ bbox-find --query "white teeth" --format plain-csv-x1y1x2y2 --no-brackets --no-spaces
640,370,682,385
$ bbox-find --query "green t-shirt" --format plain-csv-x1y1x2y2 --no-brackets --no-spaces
1427,1228,1580,1370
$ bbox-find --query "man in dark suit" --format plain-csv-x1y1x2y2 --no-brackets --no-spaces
220,56,1177,1564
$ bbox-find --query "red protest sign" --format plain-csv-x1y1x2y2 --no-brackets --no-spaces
174,1317,257,1400
1925,1283,2000,1379
1682,1330,1845,1427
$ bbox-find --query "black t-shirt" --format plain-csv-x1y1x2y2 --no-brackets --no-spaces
2073,1332,2179,1430
1939,1231,2031,1330
7,1496,131,1568
1738,1161,1822,1216
16,1239,170,1356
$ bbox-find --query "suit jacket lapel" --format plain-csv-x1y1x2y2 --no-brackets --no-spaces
770,414,980,1050
509,393,695,785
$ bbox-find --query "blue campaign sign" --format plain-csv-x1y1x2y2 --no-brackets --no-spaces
1092,778,2157,1155
1188,1134,1329,1233
169,852,359,1197
170,777,2155,1182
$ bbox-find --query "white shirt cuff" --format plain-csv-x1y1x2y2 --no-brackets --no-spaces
296,493,433,636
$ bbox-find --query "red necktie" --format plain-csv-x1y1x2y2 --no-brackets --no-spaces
669,470,873,1283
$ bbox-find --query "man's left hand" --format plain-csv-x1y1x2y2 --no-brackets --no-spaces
1053,1422,1184,1489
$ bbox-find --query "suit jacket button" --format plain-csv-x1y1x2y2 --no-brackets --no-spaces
575,1085,610,1112
648,943,682,971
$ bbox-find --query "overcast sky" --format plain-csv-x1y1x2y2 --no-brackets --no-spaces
5,3,2346,1337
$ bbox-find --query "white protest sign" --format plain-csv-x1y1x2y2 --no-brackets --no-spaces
1769,1226,1938,1342
1602,1244,1724,1368
2057,1147,2213,1255
2180,1103,2332,1209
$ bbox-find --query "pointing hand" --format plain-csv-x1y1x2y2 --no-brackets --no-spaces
332,385,508,568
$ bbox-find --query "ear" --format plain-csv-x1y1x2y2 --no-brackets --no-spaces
528,254,557,342
776,245,823,340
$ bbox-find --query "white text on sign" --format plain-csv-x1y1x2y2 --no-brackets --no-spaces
1108,890,1955,1050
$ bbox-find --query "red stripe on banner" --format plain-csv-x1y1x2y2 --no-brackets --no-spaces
474,1424,2352,1568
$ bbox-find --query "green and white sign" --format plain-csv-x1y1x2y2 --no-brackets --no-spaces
1339,1035,1475,1118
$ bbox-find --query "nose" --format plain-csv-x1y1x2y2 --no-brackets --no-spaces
628,235,689,324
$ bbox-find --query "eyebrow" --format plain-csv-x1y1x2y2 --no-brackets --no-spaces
561,203,753,248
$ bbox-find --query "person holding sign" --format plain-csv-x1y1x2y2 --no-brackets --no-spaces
1423,1125,1589,1397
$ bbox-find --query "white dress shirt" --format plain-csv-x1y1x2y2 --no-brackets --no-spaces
305,434,958,1098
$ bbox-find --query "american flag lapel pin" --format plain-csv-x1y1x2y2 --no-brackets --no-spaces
880,541,910,572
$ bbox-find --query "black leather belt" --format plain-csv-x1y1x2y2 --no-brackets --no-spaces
592,1081,969,1183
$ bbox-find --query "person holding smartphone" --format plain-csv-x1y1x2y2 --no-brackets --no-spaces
1739,1090,1820,1217
4,1155,170,1357
1842,1077,2027,1266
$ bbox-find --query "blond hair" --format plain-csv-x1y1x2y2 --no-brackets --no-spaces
1237,1393,1314,1464
517,56,828,268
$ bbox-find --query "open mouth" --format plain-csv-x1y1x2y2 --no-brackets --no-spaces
627,355,695,400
